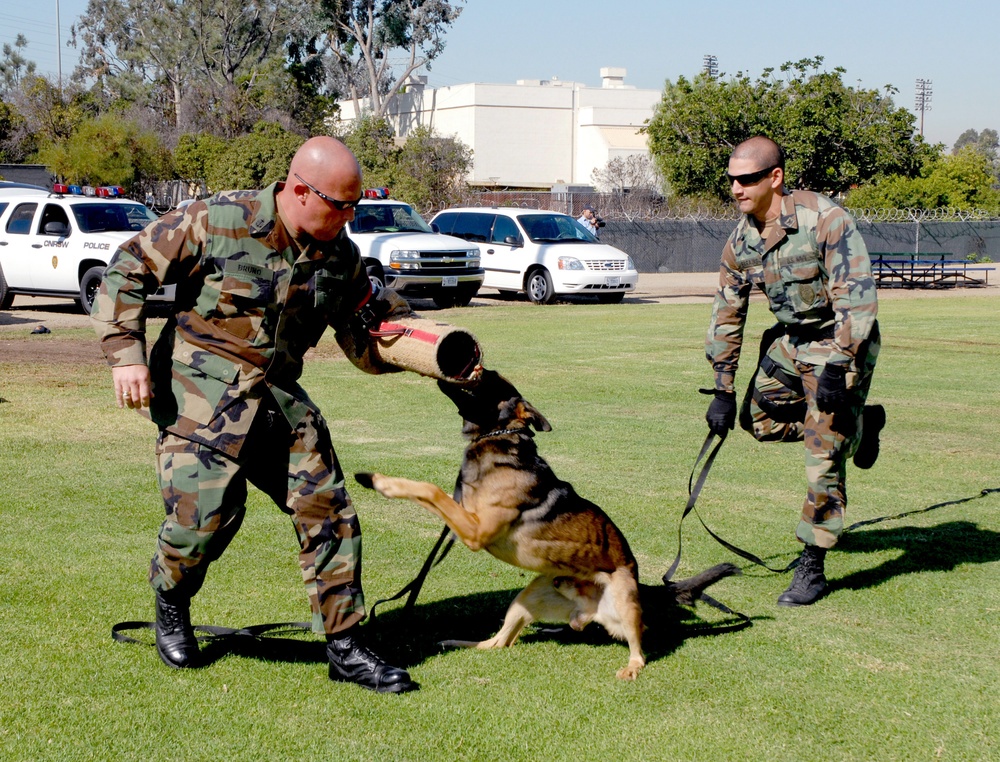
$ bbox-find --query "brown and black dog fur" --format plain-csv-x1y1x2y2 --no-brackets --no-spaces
355,370,739,680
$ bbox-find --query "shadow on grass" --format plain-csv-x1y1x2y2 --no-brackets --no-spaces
833,518,1000,593
115,587,761,671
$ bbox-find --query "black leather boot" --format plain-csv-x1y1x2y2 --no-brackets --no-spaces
327,630,418,694
777,545,828,607
154,590,200,668
853,404,886,469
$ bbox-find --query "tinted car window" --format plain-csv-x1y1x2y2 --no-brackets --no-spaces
492,215,520,244
448,212,493,243
433,212,458,235
39,203,71,234
519,213,595,243
0,202,8,217
6,203,37,234
349,203,432,234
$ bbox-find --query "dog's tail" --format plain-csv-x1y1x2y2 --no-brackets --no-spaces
667,563,741,606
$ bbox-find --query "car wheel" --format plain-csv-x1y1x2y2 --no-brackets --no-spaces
0,264,13,310
366,264,386,292
596,292,625,304
78,265,106,315
525,269,555,304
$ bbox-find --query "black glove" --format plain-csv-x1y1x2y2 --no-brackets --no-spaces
704,389,737,435
815,363,849,414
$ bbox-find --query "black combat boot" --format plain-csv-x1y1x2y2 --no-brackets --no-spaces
327,629,418,694
154,590,200,669
853,404,886,469
777,545,828,607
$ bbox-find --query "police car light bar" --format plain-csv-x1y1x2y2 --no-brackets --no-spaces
363,187,390,199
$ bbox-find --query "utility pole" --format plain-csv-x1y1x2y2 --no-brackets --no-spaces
915,78,933,137
703,54,718,80
56,0,63,92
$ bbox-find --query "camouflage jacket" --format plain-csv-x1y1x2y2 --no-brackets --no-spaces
91,182,410,457
706,190,878,392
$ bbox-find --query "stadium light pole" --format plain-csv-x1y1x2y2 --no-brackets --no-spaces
915,78,932,137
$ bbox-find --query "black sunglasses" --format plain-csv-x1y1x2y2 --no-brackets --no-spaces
294,173,362,210
726,165,778,186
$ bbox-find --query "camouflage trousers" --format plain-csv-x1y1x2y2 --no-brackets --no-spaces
739,322,881,549
149,398,365,635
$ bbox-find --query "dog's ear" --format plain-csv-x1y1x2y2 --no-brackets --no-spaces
506,398,553,433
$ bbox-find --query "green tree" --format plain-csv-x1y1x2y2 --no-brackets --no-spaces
202,121,304,192
35,112,171,192
645,57,931,202
319,0,464,119
337,114,397,187
846,145,1000,213
0,34,37,95
391,124,471,212
71,0,316,136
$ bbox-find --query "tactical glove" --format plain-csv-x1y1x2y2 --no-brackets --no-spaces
815,363,849,414
704,389,737,435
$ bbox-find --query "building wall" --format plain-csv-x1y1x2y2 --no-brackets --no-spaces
336,70,660,189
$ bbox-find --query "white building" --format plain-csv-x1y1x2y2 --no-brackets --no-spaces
335,67,661,189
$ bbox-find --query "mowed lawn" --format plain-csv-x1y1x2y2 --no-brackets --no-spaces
0,293,997,762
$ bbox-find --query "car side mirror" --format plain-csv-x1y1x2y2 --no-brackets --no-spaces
430,222,440,233
44,221,70,237
504,235,522,247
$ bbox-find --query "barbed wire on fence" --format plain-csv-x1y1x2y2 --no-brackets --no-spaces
456,190,1000,224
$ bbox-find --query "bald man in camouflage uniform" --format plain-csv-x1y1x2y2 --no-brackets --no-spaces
704,136,885,607
92,137,420,692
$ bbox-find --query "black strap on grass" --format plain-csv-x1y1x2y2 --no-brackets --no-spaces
367,525,456,622
111,620,312,647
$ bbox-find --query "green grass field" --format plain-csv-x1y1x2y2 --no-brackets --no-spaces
1,295,998,761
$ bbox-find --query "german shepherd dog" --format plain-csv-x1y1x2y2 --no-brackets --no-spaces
355,370,739,680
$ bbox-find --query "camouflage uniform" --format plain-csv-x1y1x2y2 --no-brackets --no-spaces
706,189,880,549
92,183,411,634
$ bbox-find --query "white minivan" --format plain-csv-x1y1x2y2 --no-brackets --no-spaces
432,207,638,304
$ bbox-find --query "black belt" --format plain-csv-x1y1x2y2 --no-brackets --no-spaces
782,322,835,341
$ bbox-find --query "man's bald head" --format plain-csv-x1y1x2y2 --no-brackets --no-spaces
287,136,362,186
278,136,363,242
730,136,785,171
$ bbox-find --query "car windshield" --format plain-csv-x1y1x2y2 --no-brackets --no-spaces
72,202,157,233
518,213,598,243
350,203,433,234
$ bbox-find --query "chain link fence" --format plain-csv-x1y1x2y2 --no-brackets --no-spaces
458,191,1000,273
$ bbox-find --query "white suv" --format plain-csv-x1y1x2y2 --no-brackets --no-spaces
347,194,484,308
0,188,164,314
432,207,639,304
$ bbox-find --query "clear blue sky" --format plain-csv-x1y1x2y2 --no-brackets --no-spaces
4,0,997,149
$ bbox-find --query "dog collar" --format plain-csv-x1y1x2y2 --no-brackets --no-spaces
474,426,531,443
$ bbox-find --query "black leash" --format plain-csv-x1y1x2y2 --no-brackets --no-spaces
111,620,312,647
666,429,1000,582
368,525,456,622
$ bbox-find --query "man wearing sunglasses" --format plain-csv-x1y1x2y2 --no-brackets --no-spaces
704,136,884,607
92,136,423,693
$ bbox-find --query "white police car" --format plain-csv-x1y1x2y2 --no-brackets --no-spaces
432,207,639,304
0,185,166,314
347,190,484,309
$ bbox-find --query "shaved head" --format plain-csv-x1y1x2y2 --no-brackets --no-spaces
731,136,784,171
278,136,363,242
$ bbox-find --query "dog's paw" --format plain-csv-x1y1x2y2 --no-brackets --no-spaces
353,472,376,490
615,659,645,681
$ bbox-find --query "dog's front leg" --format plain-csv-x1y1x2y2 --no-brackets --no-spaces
355,472,512,551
